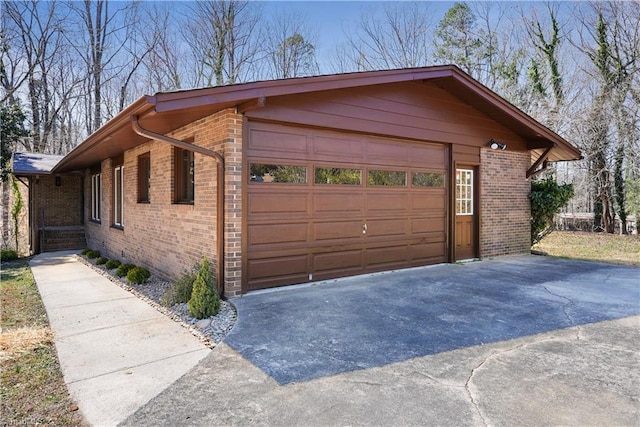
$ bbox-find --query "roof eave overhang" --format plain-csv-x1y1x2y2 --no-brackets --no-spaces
53,65,581,173
52,97,154,173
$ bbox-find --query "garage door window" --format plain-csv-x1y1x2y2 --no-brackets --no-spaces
368,170,406,186
250,163,307,183
315,167,362,185
456,169,474,215
412,172,445,188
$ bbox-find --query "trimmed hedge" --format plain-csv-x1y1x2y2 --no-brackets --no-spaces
95,257,108,265
86,250,101,259
115,263,136,278
127,267,151,284
105,259,121,270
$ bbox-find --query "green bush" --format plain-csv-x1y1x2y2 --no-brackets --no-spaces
127,267,151,284
105,259,121,270
80,248,91,256
115,263,136,277
86,250,101,259
188,258,220,319
160,265,199,307
1,250,18,261
95,257,108,265
530,177,574,245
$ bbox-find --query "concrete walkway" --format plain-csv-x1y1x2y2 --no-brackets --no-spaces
31,251,210,426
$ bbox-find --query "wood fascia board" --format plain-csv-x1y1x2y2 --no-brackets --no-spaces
151,67,456,113
52,98,153,173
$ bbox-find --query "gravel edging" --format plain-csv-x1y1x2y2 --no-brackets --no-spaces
75,255,236,349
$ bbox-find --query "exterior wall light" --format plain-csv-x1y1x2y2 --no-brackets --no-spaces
55,176,62,186
489,139,507,150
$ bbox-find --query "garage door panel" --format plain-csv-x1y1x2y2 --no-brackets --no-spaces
411,217,446,234
248,127,310,157
248,192,309,216
313,220,363,241
410,242,447,262
248,223,308,247
366,245,409,268
313,135,363,159
366,141,410,164
411,192,446,213
313,250,363,273
314,193,365,215
365,218,407,238
365,193,409,214
248,252,310,290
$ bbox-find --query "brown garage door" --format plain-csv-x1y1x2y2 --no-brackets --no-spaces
246,122,448,291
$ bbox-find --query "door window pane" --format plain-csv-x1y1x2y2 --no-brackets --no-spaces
456,169,473,215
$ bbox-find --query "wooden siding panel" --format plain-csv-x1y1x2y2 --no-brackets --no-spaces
247,81,529,150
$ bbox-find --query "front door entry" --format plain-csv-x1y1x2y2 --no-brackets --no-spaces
455,167,477,260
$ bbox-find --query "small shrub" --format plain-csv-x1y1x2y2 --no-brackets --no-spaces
86,250,101,259
80,248,91,256
160,266,199,307
95,257,108,265
105,259,121,270
188,257,220,319
115,263,135,277
127,267,151,284
1,250,18,261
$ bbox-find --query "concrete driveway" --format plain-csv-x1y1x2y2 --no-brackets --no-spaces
123,256,640,426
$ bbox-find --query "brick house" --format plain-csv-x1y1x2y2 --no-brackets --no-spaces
4,153,84,255
47,66,580,297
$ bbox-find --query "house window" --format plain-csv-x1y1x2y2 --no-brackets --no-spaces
175,148,194,203
138,153,150,203
456,169,474,215
91,173,101,221
113,164,124,227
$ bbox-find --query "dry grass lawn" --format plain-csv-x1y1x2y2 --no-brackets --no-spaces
1,259,86,426
533,231,640,266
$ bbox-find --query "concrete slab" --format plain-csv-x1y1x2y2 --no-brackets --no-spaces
225,256,639,384
123,316,640,426
30,251,211,426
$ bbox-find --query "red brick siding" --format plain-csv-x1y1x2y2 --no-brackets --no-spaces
480,149,531,257
35,175,83,227
84,109,243,297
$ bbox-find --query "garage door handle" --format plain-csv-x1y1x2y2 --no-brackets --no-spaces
363,223,367,234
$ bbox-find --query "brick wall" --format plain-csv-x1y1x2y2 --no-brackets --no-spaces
35,175,83,227
84,109,243,297
480,149,531,257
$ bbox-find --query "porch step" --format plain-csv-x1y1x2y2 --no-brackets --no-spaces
41,226,86,252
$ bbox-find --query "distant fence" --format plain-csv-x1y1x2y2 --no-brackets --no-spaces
554,213,638,235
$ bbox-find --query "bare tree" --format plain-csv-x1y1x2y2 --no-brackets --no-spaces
184,0,262,87
263,9,318,79
335,2,433,71
67,0,134,133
